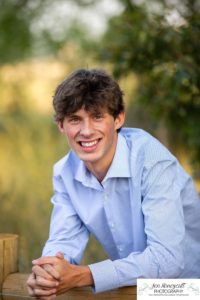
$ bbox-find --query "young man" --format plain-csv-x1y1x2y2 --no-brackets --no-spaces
27,69,200,299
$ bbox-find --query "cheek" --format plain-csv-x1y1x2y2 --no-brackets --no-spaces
104,122,116,136
64,126,78,139
62,130,76,147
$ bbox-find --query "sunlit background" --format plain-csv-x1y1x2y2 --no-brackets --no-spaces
0,0,199,272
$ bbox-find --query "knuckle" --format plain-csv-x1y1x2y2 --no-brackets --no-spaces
26,287,33,296
34,289,41,296
43,264,49,272
36,277,42,285
27,279,35,288
32,265,38,272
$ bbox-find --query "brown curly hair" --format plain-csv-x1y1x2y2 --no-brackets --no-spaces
53,68,125,123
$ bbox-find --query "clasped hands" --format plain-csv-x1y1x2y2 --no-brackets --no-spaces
27,252,94,300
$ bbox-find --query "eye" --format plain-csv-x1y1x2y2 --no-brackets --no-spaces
68,116,80,124
93,113,104,121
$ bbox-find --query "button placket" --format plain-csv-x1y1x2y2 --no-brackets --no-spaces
103,189,117,238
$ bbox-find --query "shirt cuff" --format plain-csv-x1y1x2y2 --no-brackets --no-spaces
88,259,120,293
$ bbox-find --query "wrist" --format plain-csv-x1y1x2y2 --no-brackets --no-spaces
76,265,94,288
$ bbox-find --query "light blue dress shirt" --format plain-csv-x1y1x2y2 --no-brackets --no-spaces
42,128,200,293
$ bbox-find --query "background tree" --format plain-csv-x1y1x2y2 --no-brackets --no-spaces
96,0,200,176
0,0,96,64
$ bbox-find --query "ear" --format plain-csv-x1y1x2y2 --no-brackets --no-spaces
114,111,125,131
57,121,64,133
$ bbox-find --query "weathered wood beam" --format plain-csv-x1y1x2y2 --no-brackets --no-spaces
0,234,19,289
0,234,137,299
2,273,137,300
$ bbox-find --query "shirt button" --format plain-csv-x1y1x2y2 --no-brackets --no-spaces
118,247,123,252
111,223,115,229
104,193,108,201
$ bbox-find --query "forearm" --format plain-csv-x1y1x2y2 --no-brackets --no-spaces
55,263,94,294
89,244,184,293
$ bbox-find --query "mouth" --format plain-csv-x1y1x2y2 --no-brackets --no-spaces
78,138,101,151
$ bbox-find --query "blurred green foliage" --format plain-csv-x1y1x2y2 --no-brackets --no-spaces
0,106,65,270
0,62,107,271
96,0,200,176
0,0,47,63
0,0,95,64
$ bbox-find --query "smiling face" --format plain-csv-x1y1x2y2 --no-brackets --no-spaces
58,108,125,180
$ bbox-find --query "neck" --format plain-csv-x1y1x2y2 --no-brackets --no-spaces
85,134,118,182
86,164,108,182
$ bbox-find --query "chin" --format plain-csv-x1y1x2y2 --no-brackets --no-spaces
79,153,100,163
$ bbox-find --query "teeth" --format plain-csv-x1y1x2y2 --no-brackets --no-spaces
81,140,98,147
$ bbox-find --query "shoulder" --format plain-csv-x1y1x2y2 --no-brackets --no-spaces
120,128,176,167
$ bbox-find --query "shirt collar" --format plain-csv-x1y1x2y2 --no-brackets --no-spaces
74,158,101,190
102,132,131,181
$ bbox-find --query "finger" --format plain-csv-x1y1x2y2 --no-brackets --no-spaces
27,273,58,295
27,285,35,297
35,275,59,288
32,265,54,280
32,256,60,266
55,252,64,259
43,264,60,280
33,287,57,297
27,273,37,290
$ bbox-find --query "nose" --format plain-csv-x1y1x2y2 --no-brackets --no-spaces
80,119,94,136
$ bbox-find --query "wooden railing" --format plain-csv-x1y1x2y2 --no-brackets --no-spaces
0,234,137,299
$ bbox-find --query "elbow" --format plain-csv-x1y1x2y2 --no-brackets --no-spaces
150,245,184,278
160,264,184,279
158,251,184,278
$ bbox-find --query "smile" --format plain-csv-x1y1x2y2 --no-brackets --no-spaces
80,139,99,148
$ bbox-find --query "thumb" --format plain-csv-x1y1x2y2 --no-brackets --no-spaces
55,251,64,259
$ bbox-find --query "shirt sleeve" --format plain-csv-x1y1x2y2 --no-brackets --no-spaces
89,160,186,293
42,173,90,264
